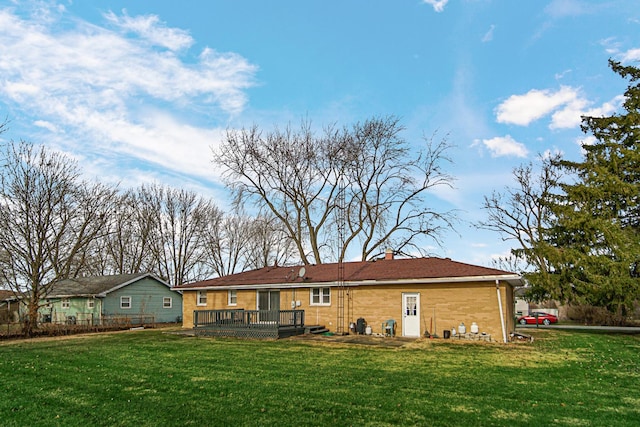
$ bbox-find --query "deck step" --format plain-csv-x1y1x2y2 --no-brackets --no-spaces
306,325,329,334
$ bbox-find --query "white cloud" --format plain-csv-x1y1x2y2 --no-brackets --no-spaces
551,95,623,129
599,37,622,55
496,85,623,130
495,86,580,126
0,5,258,185
548,97,589,129
544,0,587,18
33,120,59,133
576,135,597,156
578,135,597,147
106,110,226,180
475,135,529,158
104,10,193,51
620,48,640,63
3,81,39,100
482,25,495,43
554,69,572,80
599,37,640,63
541,148,564,161
427,183,464,209
423,0,449,13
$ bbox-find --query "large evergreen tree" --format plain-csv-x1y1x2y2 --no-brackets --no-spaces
535,60,640,317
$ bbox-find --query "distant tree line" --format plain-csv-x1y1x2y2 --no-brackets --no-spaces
0,140,302,335
478,60,640,324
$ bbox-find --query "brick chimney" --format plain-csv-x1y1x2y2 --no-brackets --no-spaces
385,248,394,260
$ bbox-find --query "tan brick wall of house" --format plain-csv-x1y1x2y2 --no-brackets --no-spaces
181,289,259,328
182,291,196,328
342,281,513,339
181,280,515,341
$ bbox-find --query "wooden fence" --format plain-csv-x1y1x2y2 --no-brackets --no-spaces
0,314,157,339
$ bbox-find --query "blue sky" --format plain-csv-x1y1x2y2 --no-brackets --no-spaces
1,0,639,267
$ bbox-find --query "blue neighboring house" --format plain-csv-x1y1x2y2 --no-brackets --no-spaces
42,273,182,325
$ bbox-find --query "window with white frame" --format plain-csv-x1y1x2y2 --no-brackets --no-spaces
87,298,95,309
120,296,131,309
163,297,172,308
228,290,237,306
197,291,207,306
61,298,70,309
310,287,331,306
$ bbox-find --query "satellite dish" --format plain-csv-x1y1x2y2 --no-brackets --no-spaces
298,267,306,278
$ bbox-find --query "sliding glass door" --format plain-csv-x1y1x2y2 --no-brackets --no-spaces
257,290,280,322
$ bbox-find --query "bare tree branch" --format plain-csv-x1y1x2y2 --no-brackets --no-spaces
476,153,562,278
215,116,457,263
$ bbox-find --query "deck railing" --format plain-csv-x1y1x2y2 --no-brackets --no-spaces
194,309,305,329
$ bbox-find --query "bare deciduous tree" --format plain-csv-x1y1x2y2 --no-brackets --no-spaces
339,118,456,261
242,214,297,270
202,213,247,277
138,184,223,286
218,121,341,264
83,190,157,276
216,116,456,264
202,212,296,276
476,154,562,296
0,141,117,336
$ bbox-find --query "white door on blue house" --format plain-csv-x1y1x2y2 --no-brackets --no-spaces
402,293,420,337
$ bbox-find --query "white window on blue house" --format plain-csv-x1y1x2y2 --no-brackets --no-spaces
87,299,95,309
61,298,70,309
228,290,237,306
163,297,172,308
197,291,207,306
310,288,330,306
120,296,131,309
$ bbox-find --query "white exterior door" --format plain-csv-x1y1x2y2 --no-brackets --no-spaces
402,293,421,337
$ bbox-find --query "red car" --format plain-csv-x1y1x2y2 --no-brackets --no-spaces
517,312,558,325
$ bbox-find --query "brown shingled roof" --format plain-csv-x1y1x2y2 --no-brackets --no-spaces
175,257,520,289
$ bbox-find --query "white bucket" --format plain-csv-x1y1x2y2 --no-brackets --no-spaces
365,325,372,335
471,322,479,334
459,322,466,334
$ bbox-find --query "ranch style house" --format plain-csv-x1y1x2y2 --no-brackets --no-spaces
175,251,522,342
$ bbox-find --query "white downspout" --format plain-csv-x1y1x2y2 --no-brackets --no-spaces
496,280,507,343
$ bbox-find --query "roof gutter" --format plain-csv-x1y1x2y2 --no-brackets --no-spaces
175,274,523,291
46,294,101,299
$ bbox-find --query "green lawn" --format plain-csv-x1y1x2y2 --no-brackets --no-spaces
1,328,638,426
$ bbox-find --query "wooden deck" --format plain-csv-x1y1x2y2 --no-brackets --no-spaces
193,309,306,339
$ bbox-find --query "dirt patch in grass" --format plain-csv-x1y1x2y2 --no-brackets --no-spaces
288,333,416,348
